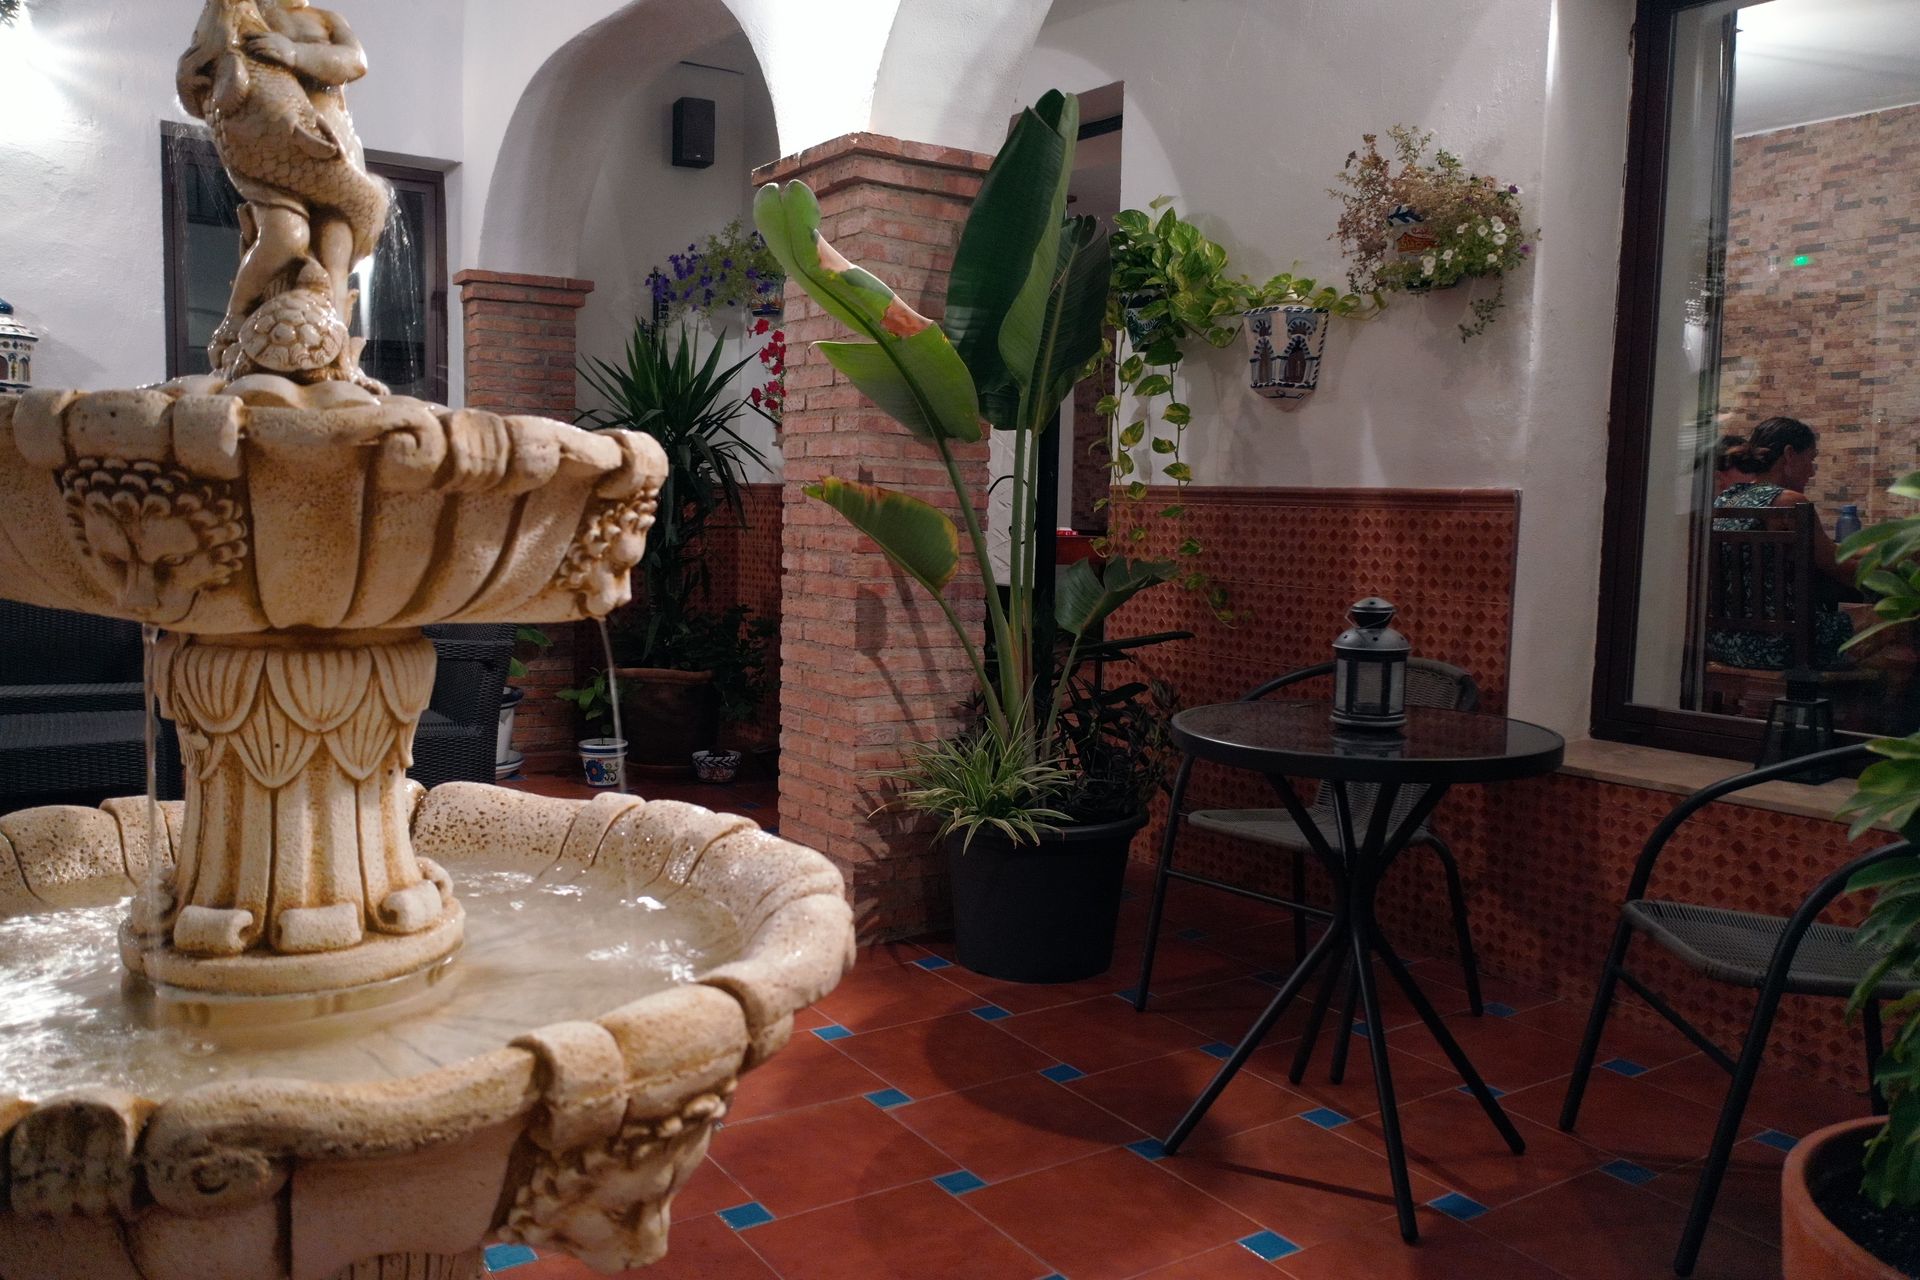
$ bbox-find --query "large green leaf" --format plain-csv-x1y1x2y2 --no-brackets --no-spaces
753,181,981,443
996,93,1081,422
805,476,960,596
1029,217,1112,418
944,91,1074,422
820,331,980,443
1055,556,1175,637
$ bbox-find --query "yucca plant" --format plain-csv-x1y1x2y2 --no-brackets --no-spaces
754,90,1173,846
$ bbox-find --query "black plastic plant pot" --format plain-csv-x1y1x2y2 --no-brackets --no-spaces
944,813,1147,984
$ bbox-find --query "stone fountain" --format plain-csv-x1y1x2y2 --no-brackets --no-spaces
0,4,853,1277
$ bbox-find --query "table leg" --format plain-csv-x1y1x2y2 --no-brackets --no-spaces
1328,954,1361,1085
1288,939,1345,1084
1164,922,1341,1154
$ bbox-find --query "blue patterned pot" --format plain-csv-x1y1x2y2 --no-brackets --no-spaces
1244,305,1330,401
578,737,628,788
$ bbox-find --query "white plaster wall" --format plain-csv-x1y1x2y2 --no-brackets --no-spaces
572,38,783,481
0,0,466,397
1017,0,1635,736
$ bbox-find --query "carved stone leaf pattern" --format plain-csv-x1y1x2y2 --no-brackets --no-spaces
231,696,319,791
267,647,372,735
373,640,436,723
329,689,398,782
172,642,265,736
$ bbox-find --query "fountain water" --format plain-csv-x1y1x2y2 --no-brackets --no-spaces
0,5,851,1277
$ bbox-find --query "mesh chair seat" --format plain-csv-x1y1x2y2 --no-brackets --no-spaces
1624,899,1920,999
1190,804,1433,852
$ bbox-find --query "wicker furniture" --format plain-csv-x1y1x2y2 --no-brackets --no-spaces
411,624,515,789
1558,742,1914,1276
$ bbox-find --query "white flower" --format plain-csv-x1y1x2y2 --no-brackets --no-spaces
1486,252,1499,264
1493,232,1508,246
1421,255,1438,275
1478,223,1490,236
1441,248,1455,262
1456,223,1470,235
1491,217,1507,232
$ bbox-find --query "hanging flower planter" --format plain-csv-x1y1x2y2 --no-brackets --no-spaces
1384,206,1459,295
1244,304,1331,401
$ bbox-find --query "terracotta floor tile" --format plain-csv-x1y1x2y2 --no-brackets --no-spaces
1508,998,1701,1070
1646,1138,1789,1249
707,1096,952,1216
1641,1052,1869,1139
1200,921,1317,973
1149,976,1319,1045
1506,1070,1754,1171
1480,1169,1781,1280
810,959,982,1033
1000,995,1208,1075
670,1158,749,1220
856,939,938,968
743,1180,1048,1280
1069,1048,1306,1147
923,953,1137,1016
833,1011,1055,1098
1244,1034,1462,1119
893,1071,1142,1182
726,1031,889,1123
1337,1089,1607,1208
504,1215,778,1279
1156,877,1295,933
1137,1242,1293,1277
1407,958,1557,1013
1166,1114,1446,1249
967,1147,1261,1280
1273,1207,1560,1280
1135,936,1252,993
1388,1008,1590,1094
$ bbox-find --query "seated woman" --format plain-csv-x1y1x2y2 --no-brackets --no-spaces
1707,416,1854,670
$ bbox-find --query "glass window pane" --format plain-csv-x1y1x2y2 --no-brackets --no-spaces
1627,0,1920,739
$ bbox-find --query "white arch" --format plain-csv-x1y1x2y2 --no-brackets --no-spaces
869,0,1059,153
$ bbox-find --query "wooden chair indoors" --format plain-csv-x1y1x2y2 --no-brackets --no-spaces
1699,502,1876,720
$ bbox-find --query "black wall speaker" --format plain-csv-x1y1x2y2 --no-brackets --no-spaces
673,97,716,169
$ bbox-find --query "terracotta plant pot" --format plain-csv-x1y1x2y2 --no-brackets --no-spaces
1782,1116,1911,1279
614,667,721,776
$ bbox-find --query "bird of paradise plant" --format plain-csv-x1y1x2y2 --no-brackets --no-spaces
753,91,1173,847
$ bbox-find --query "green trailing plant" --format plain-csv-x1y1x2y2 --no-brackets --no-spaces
650,218,786,317
0,1,21,26
579,321,775,707
1838,469,1920,1209
1331,125,1535,340
556,671,615,739
507,625,552,681
754,89,1175,849
1053,673,1177,826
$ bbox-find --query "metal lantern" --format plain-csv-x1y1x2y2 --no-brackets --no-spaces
0,298,38,394
1756,670,1842,783
1331,597,1410,731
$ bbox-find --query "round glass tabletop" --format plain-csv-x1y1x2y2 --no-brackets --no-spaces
1170,701,1566,784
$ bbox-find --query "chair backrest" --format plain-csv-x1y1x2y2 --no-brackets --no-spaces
1706,502,1815,670
1239,657,1479,713
0,601,146,688
421,624,514,724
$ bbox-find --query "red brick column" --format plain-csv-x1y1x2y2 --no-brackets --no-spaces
454,269,593,417
455,269,595,769
756,135,993,941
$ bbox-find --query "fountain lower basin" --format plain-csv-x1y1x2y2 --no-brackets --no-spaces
0,782,854,1279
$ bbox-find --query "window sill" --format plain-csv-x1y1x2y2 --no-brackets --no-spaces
1560,737,1879,829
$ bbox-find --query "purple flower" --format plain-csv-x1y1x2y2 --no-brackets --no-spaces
1519,243,1532,256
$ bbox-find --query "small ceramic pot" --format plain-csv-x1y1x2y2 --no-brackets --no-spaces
496,685,525,767
1120,290,1170,352
692,749,742,784
578,738,628,789
494,750,525,782
1244,305,1330,401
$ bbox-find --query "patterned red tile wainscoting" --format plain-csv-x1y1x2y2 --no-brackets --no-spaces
1110,485,1879,1095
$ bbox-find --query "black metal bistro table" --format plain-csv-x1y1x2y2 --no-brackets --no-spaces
1141,700,1564,1243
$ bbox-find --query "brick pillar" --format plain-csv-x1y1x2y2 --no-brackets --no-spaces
454,269,595,769
454,269,593,417
757,135,993,941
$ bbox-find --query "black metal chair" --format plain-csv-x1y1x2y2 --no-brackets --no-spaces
410,624,514,789
0,601,182,808
1558,742,1914,1276
1136,660,1488,1070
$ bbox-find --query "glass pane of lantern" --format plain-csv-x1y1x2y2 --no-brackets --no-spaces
1334,662,1349,709
1355,661,1385,709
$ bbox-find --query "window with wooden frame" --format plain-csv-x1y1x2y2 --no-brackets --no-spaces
1593,0,1920,759
160,125,449,404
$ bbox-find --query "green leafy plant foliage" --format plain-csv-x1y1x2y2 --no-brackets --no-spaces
556,671,615,739
1837,469,1920,1208
507,625,553,681
755,90,1176,849
0,1,20,26
1331,125,1535,340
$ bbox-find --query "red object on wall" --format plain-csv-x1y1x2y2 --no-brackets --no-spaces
1056,531,1098,566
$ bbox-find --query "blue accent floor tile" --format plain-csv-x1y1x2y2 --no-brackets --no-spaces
812,1023,853,1042
1601,1158,1658,1186
1126,1138,1168,1161
1177,927,1207,942
933,1169,988,1195
1300,1107,1350,1129
866,1087,912,1109
1114,986,1143,1003
1457,1083,1507,1099
1238,1230,1302,1262
1483,1001,1518,1017
1041,1063,1086,1084
913,954,954,970
1601,1057,1649,1078
1351,1021,1370,1037
718,1201,775,1230
483,1244,539,1272
970,1003,1013,1022
1428,1191,1490,1222
1754,1129,1800,1153
1200,1041,1234,1060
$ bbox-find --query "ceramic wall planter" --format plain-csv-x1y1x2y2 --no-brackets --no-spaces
1782,1116,1914,1279
1120,290,1170,352
578,737,628,788
0,299,37,393
1244,305,1331,401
